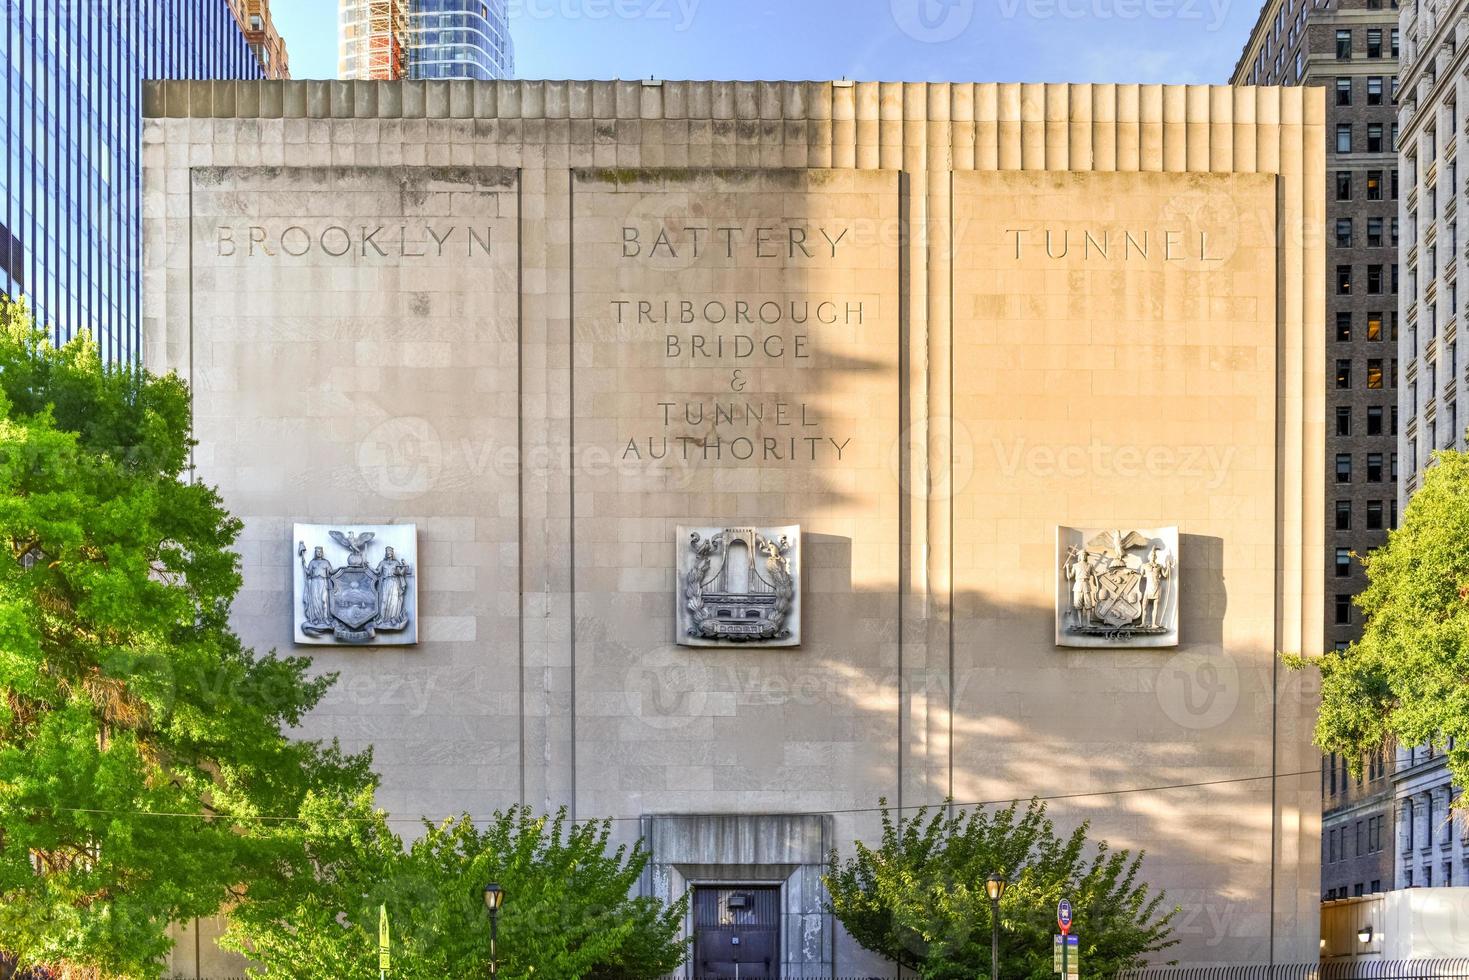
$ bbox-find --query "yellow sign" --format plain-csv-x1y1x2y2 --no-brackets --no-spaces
378,904,390,972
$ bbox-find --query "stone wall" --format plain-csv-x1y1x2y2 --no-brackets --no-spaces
144,79,1325,971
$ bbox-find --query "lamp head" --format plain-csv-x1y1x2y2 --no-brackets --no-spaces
483,882,505,913
1357,924,1373,944
985,872,1008,903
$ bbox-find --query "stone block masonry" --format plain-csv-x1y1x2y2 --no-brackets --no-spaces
145,79,1324,973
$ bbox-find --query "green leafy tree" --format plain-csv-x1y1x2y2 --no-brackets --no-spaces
225,792,689,979
825,799,1177,979
0,300,372,978
1297,448,1469,790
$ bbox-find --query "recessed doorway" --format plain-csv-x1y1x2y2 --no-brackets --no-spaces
692,885,781,978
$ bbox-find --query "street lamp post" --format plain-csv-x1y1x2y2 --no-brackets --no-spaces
985,872,1009,980
483,882,505,977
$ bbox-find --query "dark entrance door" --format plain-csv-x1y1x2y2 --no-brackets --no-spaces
692,885,780,977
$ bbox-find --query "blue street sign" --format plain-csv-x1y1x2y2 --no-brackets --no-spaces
1057,898,1073,930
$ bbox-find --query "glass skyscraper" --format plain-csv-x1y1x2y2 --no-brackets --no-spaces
1,1,263,361
408,0,514,80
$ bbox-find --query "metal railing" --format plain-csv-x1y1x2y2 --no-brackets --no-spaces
1120,961,1469,980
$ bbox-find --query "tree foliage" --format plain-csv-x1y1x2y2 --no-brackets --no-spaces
825,799,1177,979
0,300,371,977
1299,448,1469,790
225,792,689,979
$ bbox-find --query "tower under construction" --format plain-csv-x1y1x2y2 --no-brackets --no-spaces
338,0,410,80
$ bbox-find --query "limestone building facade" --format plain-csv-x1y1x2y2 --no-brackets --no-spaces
1395,0,1469,898
143,79,1325,974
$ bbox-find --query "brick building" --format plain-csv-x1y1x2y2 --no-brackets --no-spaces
1232,0,1401,901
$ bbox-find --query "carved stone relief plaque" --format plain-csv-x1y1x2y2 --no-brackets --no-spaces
1056,526,1179,648
293,523,418,645
676,525,801,648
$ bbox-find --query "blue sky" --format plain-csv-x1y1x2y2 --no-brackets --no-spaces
273,0,1260,84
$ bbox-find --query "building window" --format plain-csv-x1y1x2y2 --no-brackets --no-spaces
1367,265,1383,293
1366,169,1382,199
1367,500,1384,529
1337,124,1353,153
1367,359,1383,389
1367,452,1383,481
1337,454,1352,482
1336,312,1353,341
1390,28,1398,56
1335,593,1352,624
1371,879,1381,892
1367,217,1383,247
1367,312,1382,340
1336,219,1353,248
1338,265,1353,294
1336,499,1352,529
1337,171,1353,200
1337,406,1352,436
1367,405,1383,434
1367,124,1384,153
1367,76,1384,105
1391,217,1399,246
1365,28,1380,57
1339,28,1354,58
1391,405,1398,434
1337,359,1352,388
1391,499,1398,527
1337,77,1353,105
1392,168,1399,198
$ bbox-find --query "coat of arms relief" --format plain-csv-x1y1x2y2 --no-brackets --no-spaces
1056,526,1178,648
676,525,801,647
293,523,418,645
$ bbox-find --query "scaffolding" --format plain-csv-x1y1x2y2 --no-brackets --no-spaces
338,0,410,80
